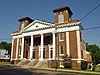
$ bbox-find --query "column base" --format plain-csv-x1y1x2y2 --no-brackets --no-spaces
39,58,43,61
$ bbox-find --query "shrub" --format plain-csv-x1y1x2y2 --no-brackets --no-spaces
51,61,59,69
94,65,100,72
64,63,71,68
11,60,14,64
52,63,59,69
81,61,88,70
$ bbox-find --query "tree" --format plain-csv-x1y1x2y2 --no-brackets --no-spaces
81,61,88,70
86,43,100,65
0,41,12,55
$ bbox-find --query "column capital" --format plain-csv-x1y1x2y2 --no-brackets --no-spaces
52,32,56,34
30,35,33,37
40,33,43,35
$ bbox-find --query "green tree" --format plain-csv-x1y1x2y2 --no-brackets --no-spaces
86,43,100,65
0,41,12,55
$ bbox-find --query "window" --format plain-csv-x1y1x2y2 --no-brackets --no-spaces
21,21,24,30
58,12,64,23
59,45,64,54
59,33,64,41
19,46,21,56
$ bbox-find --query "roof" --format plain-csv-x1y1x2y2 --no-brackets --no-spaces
53,6,73,16
18,16,33,22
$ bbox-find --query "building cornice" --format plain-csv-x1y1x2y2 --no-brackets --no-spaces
12,21,82,36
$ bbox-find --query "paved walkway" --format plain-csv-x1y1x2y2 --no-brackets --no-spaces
21,65,100,75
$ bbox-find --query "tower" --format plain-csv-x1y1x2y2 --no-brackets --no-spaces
53,6,73,25
53,6,83,69
18,17,33,31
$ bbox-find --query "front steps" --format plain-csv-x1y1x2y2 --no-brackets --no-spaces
17,59,30,66
34,59,48,68
27,59,39,66
17,59,48,68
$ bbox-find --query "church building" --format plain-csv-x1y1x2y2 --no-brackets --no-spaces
11,6,92,69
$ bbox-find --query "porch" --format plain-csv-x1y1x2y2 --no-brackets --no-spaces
16,33,56,61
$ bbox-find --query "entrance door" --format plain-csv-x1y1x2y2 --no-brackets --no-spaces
26,50,28,59
50,50,53,58
33,50,35,59
43,48,45,58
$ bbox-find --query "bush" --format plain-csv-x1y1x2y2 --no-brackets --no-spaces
11,60,14,64
94,65,100,72
51,61,59,69
64,63,71,68
81,61,88,70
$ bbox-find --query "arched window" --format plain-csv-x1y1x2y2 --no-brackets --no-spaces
58,12,64,23
21,21,24,30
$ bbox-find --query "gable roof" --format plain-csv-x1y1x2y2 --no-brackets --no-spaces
23,20,54,32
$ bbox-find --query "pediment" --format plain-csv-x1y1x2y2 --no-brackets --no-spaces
23,20,54,32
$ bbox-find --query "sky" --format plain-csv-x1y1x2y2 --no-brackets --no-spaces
0,0,100,46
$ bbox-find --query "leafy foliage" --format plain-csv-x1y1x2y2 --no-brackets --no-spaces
0,41,12,54
86,43,100,65
81,61,88,70
64,54,71,68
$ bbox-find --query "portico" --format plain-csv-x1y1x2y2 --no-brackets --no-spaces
12,31,56,61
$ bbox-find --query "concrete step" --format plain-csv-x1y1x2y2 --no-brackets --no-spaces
17,59,30,66
34,59,48,68
27,59,39,66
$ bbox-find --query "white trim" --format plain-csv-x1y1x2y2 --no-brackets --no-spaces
30,35,33,60
76,30,81,61
23,20,54,31
66,32,70,56
56,25,80,33
59,33,64,41
59,54,64,56
59,45,64,55
11,39,14,61
21,37,24,59
52,33,56,59
40,34,43,60
71,59,84,60
16,38,19,59
12,25,80,39
48,44,53,59
59,59,64,61
58,12,64,23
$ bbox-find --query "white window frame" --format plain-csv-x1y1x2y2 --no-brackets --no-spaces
58,12,64,23
59,45,64,55
59,33,64,41
21,21,24,30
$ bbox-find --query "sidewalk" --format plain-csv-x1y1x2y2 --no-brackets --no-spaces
0,63,100,75
53,68,100,75
25,67,100,75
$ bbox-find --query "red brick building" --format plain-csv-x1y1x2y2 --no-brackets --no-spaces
11,6,92,69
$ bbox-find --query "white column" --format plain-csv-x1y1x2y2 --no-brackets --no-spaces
76,30,81,63
16,38,19,59
11,38,14,61
40,34,43,60
66,32,70,56
49,45,50,59
52,33,56,59
21,37,24,59
30,35,33,60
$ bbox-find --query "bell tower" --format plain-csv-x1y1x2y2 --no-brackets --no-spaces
18,17,33,31
53,6,73,25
